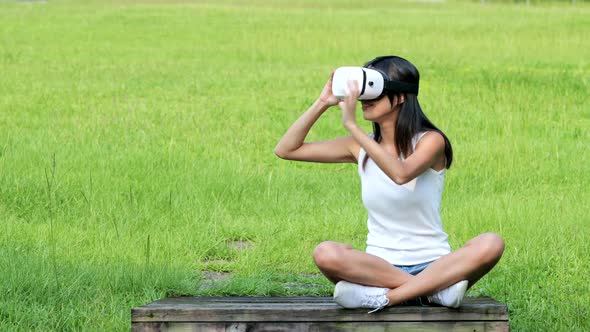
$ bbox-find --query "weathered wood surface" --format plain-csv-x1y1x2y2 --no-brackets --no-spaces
132,296,509,332
132,321,509,332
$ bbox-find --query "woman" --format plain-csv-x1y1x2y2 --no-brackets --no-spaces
274,56,504,311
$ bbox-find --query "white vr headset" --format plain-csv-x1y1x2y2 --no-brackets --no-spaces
332,66,419,101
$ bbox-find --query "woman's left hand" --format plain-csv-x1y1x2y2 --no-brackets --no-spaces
339,80,360,129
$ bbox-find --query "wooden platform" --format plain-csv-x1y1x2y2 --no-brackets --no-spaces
132,296,509,332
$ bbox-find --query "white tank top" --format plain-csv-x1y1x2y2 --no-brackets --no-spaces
359,132,451,265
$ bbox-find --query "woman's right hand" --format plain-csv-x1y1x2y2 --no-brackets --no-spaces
318,71,340,107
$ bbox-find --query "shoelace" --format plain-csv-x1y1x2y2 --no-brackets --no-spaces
365,296,389,314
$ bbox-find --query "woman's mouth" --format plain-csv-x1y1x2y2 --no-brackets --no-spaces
361,102,374,111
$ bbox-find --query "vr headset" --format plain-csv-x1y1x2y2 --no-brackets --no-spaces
331,66,419,101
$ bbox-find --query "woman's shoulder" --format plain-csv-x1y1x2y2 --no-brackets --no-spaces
413,130,444,150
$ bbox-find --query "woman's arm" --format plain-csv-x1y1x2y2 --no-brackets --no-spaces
274,74,360,163
339,81,445,184
345,125,444,183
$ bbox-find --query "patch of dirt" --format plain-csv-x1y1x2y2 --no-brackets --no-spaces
201,271,232,282
226,239,253,251
199,270,232,290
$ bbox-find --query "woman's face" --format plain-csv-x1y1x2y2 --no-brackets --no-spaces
360,95,401,122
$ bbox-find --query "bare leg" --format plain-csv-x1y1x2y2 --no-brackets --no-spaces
314,233,504,306
313,241,413,288
385,233,505,305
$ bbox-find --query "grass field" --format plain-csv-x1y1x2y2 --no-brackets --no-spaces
1,0,589,330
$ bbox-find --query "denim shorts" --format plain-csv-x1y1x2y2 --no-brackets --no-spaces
394,260,433,276
394,260,436,306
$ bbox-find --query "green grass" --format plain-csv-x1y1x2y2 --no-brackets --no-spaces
0,0,589,330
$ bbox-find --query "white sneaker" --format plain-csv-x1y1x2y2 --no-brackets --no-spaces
427,280,469,308
333,281,390,313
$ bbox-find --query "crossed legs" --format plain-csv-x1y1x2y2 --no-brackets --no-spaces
313,233,505,306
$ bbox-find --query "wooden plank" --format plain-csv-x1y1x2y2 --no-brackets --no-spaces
132,297,508,323
132,321,510,332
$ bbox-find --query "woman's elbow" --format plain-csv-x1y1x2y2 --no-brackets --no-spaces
273,147,289,160
389,173,411,185
392,177,408,185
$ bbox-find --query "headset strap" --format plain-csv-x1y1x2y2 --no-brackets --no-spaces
364,56,419,95
384,80,419,95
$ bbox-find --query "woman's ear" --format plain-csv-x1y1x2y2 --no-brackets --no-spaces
398,94,405,105
391,94,405,109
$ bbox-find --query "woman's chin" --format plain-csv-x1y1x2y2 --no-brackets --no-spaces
362,112,374,121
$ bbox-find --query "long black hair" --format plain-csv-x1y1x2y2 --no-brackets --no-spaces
362,56,453,170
